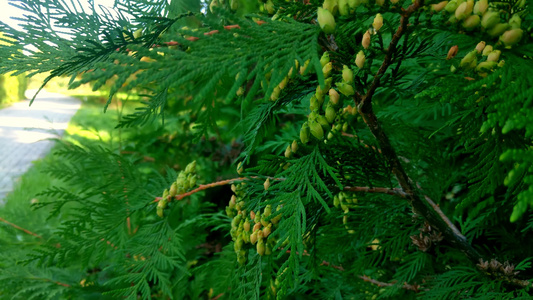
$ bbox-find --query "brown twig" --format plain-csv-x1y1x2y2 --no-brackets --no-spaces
341,132,382,153
343,186,410,198
358,0,422,111
414,183,463,238
35,277,71,288
422,194,463,238
320,260,345,271
358,275,425,292
285,250,345,271
0,217,42,239
210,293,224,300
154,177,255,203
117,160,132,235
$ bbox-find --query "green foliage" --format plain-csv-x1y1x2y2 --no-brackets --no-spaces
1,0,533,299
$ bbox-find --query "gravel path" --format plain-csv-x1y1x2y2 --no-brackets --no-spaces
0,91,81,201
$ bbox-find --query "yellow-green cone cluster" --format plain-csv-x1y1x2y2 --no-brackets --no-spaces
299,52,359,145
157,161,197,218
284,140,299,159
318,7,336,34
333,192,357,234
237,60,303,101
263,60,302,102
300,52,346,143
317,0,394,34
226,183,282,264
454,41,505,77
435,0,525,47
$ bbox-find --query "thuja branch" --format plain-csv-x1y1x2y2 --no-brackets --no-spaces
344,186,409,198
0,217,42,239
153,176,408,203
358,0,423,111
31,277,70,288
353,0,482,264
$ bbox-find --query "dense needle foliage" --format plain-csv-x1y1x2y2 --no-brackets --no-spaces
0,0,533,299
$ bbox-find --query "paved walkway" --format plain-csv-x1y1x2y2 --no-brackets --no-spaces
0,90,81,201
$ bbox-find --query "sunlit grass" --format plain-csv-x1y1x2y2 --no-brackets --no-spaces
0,93,136,243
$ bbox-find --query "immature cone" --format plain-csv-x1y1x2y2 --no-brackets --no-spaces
444,0,458,13
355,50,366,68
500,29,523,47
157,206,165,218
446,45,458,60
185,160,196,173
362,30,371,49
270,86,281,101
169,182,178,197
264,178,271,190
262,224,272,238
317,115,330,129
229,195,237,209
317,8,336,34
187,174,196,189
481,12,500,29
473,0,488,15
322,62,333,78
300,122,310,144
462,15,480,30
372,14,383,31
309,120,325,140
459,50,478,69
329,89,340,105
278,77,289,90
342,65,354,84
300,59,310,75
284,145,292,158
319,54,329,71
315,90,325,106
486,50,501,62
343,121,349,131
476,61,497,72
338,0,350,15
475,41,486,53
257,239,266,256
310,95,320,111
230,0,239,10
264,0,275,14
291,140,298,153
323,0,339,15
157,189,169,218
455,0,473,21
250,231,258,244
264,205,272,218
324,78,333,92
431,1,448,12
133,28,142,39
336,82,355,96
509,15,521,29
209,0,219,13
487,23,510,37
243,220,251,232
482,45,493,56
325,106,336,124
